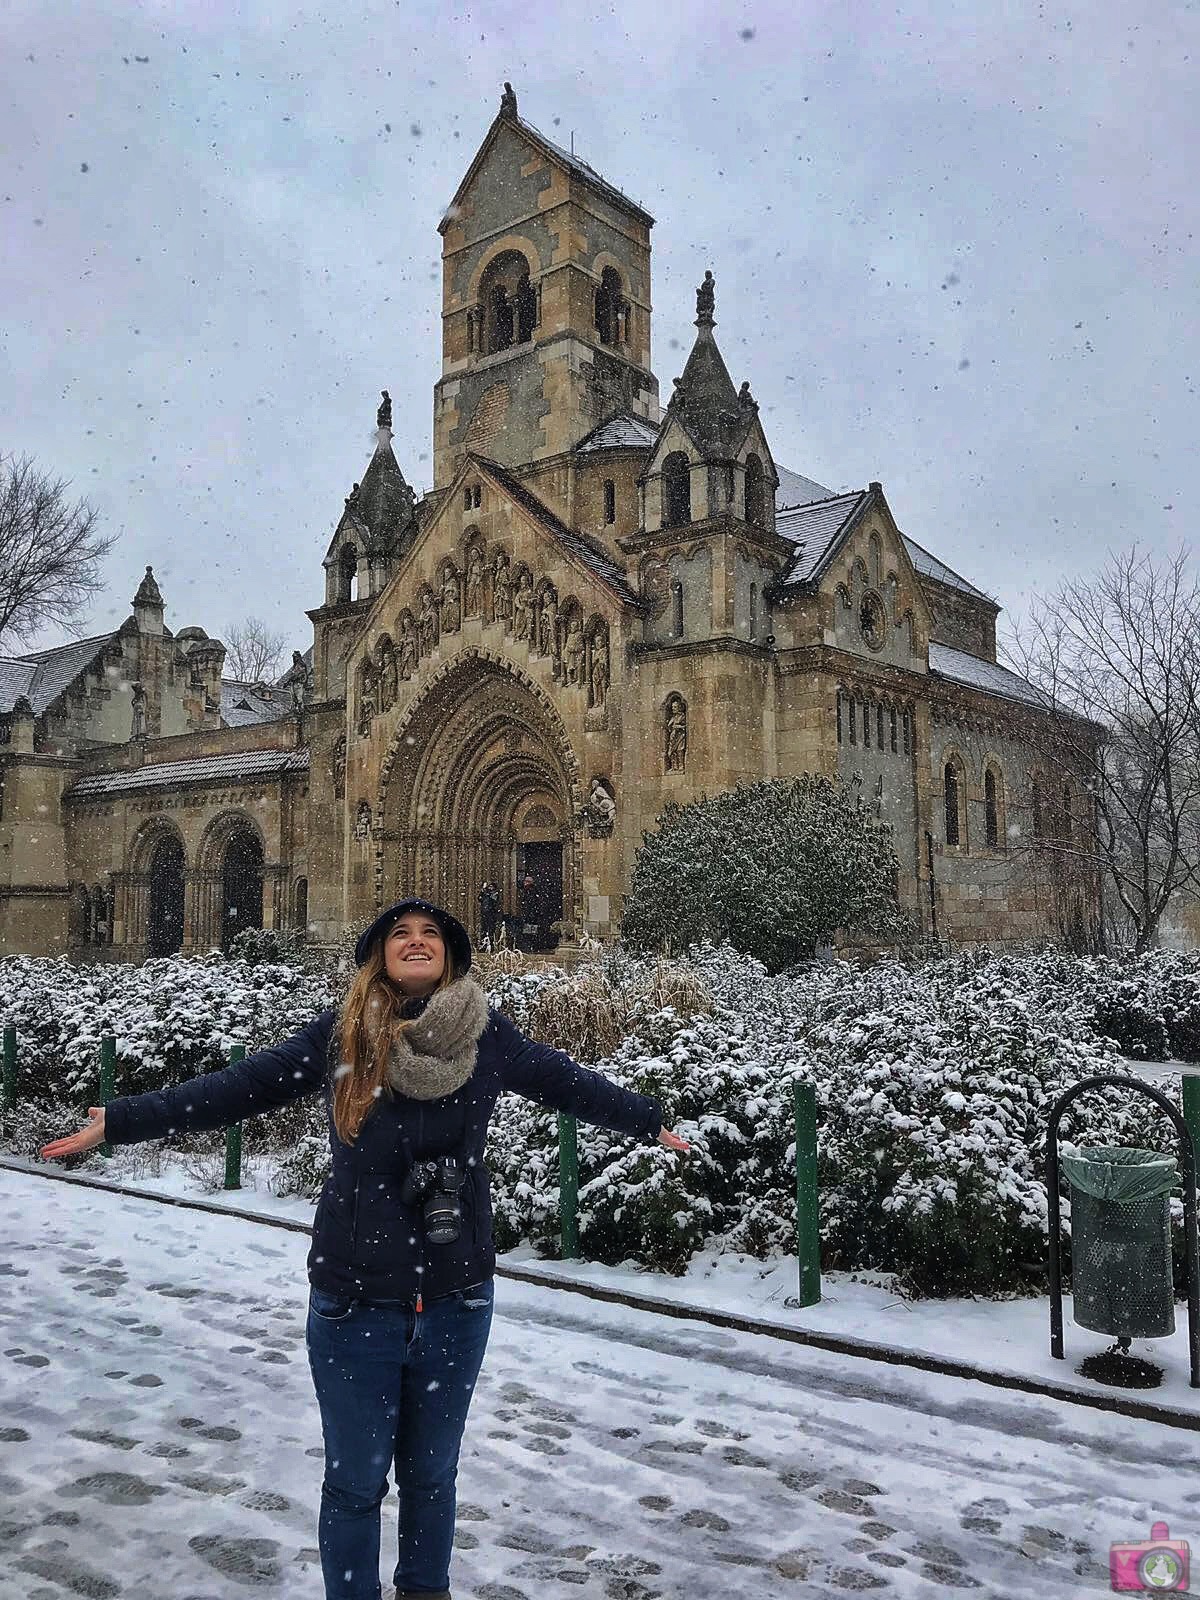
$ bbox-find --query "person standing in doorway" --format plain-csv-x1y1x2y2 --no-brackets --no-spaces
478,880,501,948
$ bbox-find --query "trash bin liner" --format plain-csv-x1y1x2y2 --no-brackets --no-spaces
1062,1146,1178,1340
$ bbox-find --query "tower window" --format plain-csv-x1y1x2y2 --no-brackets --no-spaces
603,479,616,524
836,691,843,744
662,453,691,528
944,759,963,846
862,700,871,748
890,707,897,752
849,699,857,745
463,486,472,510
877,704,884,747
595,266,625,347
744,454,765,526
671,580,684,637
749,583,758,637
985,767,1000,847
480,251,536,354
338,543,358,604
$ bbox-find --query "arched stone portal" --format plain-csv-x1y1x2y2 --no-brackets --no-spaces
220,827,264,949
377,652,583,945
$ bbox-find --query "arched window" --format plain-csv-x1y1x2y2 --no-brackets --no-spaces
148,835,185,956
662,452,691,528
877,705,885,748
944,758,964,847
836,691,844,744
744,454,765,526
480,250,537,354
293,877,309,938
889,707,898,753
849,699,857,745
91,884,110,946
863,700,872,748
985,767,1001,848
603,479,616,525
338,543,358,604
594,266,625,347
221,828,264,950
671,580,684,637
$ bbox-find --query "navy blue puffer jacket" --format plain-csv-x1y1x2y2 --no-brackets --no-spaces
103,1004,663,1304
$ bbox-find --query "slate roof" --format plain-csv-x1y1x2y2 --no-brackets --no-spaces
0,633,119,715
475,459,640,603
902,535,996,606
775,464,833,509
341,435,415,554
928,643,1048,708
68,748,309,800
574,413,660,453
517,116,653,224
776,492,871,586
221,680,291,728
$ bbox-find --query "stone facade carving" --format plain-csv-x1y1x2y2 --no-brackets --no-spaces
130,682,148,740
589,625,610,709
417,587,438,654
585,775,616,837
354,800,372,841
378,637,398,710
665,693,688,772
562,614,585,687
513,570,534,643
492,552,513,627
440,566,461,634
357,662,377,735
333,735,346,799
464,546,484,616
398,612,418,680
288,650,312,711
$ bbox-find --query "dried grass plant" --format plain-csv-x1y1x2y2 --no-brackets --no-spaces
524,955,713,1062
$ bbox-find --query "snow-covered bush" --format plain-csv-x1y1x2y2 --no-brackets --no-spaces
0,953,333,1104
621,775,912,971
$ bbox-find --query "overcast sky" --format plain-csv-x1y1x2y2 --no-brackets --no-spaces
3,0,1196,660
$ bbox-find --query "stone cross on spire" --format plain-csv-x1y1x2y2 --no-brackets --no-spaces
695,269,715,328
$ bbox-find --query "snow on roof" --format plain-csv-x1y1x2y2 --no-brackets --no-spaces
574,413,660,453
68,748,309,800
928,643,1048,708
775,464,834,509
902,536,995,606
221,680,291,728
776,491,870,585
0,633,121,715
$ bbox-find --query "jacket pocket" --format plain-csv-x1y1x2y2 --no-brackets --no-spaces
309,1287,355,1322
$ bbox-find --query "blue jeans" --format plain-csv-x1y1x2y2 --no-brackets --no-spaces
305,1279,495,1599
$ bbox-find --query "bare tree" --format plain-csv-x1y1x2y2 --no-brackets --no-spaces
1009,548,1200,953
0,453,116,648
223,616,287,684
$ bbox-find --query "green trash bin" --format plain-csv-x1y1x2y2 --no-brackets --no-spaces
1062,1146,1178,1340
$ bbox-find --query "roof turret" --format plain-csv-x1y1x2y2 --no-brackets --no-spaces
663,271,757,459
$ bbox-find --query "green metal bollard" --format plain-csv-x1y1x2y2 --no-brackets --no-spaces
99,1036,116,1159
2,1025,15,1114
224,1046,245,1191
559,1112,580,1260
1184,1076,1200,1186
794,1080,821,1307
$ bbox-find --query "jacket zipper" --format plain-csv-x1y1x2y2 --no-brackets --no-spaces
351,1177,361,1256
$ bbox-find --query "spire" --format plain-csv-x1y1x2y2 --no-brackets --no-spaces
664,269,747,460
348,395,416,552
133,565,163,608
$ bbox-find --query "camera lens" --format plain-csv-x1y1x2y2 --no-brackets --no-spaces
424,1192,462,1246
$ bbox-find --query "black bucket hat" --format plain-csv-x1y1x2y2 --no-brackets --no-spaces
354,898,473,973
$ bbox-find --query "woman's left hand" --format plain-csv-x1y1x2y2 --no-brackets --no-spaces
658,1128,690,1153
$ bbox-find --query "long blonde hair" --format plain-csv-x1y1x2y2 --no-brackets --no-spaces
332,934,457,1144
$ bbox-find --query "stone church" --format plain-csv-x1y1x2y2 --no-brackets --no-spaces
0,86,1096,961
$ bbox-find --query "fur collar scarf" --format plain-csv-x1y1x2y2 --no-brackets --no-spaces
383,976,490,1101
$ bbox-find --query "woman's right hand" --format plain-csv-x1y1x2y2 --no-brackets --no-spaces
40,1108,106,1161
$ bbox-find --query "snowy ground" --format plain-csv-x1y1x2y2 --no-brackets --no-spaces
4,1168,1200,1599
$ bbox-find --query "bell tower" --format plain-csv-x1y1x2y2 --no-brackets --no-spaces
433,85,660,488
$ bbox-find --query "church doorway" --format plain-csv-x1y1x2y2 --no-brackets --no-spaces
378,653,580,945
148,836,185,956
516,841,564,951
220,827,264,949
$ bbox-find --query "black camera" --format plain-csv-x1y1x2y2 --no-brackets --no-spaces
401,1155,466,1246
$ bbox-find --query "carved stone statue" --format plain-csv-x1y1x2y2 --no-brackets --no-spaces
440,568,461,634
354,801,372,842
563,615,585,686
665,694,688,772
539,590,559,667
333,735,346,798
500,81,518,118
590,629,610,709
696,269,715,322
379,640,398,710
465,548,484,616
357,663,377,736
586,776,617,837
513,572,534,642
492,554,513,626
289,649,311,712
377,389,392,430
130,681,148,739
418,588,438,654
398,616,418,679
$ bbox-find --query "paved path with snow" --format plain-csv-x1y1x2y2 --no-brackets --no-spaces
2,1168,1197,1599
